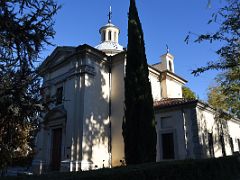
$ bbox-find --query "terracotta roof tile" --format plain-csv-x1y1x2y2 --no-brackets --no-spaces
154,98,197,109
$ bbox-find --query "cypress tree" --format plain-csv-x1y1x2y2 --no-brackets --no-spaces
122,0,157,165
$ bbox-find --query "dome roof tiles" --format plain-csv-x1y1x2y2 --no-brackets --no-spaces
95,41,123,52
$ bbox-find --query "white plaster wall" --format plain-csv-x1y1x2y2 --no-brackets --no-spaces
165,77,182,98
63,77,76,161
81,58,110,169
155,105,240,162
155,109,186,161
181,108,196,158
196,107,218,157
36,55,111,171
227,120,240,152
110,55,163,166
47,62,73,81
160,57,167,71
34,127,47,160
149,72,161,101
35,60,75,168
160,79,167,98
196,106,240,158
49,62,76,160
70,73,84,170
36,50,186,171
103,26,119,42
160,53,175,72
111,56,125,167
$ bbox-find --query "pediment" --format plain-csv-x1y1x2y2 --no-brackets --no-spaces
44,106,67,126
48,52,66,67
39,46,75,74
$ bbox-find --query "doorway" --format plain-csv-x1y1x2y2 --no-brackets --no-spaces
162,133,175,159
51,128,62,170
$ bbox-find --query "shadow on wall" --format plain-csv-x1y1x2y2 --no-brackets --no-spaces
214,112,231,156
198,105,230,158
81,61,110,169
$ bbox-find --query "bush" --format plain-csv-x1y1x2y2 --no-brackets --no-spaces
1,155,240,180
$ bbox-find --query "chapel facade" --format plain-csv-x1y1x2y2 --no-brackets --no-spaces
32,12,240,174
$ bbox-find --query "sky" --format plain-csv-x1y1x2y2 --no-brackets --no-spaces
41,0,226,101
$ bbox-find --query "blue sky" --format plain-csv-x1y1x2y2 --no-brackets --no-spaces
41,0,226,101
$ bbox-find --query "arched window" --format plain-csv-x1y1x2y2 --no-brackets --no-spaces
114,32,117,42
101,30,105,42
108,31,112,41
169,61,173,72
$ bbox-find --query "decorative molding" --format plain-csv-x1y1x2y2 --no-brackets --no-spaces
78,65,96,76
43,64,96,87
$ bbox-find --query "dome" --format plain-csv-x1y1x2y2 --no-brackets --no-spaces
95,41,123,53
99,23,119,33
95,7,124,56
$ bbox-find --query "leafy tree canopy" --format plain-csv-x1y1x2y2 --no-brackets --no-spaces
208,72,240,118
185,0,239,118
0,0,59,173
182,86,197,99
185,0,240,75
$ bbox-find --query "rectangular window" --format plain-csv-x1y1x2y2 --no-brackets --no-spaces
208,133,214,157
56,87,63,105
161,117,173,129
108,31,111,41
238,139,240,152
229,137,234,154
114,32,117,42
102,30,105,42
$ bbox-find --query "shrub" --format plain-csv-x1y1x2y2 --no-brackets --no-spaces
1,155,240,180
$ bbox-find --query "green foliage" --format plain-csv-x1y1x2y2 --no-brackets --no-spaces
182,86,196,99
123,0,156,165
186,0,240,75
208,71,240,118
0,0,59,173
208,85,228,111
185,0,240,118
2,156,240,180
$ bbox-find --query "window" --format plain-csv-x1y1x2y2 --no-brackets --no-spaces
169,61,173,72
208,133,214,157
161,117,173,129
219,135,226,156
108,31,112,41
56,87,63,105
229,137,234,154
101,30,105,42
162,133,175,159
114,31,117,42
237,139,240,152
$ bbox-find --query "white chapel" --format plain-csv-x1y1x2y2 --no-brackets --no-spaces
32,9,240,174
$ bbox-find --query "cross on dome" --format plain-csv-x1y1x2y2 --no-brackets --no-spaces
166,44,170,53
108,6,112,23
95,6,124,56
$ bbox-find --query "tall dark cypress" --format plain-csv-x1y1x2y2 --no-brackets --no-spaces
122,0,157,165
